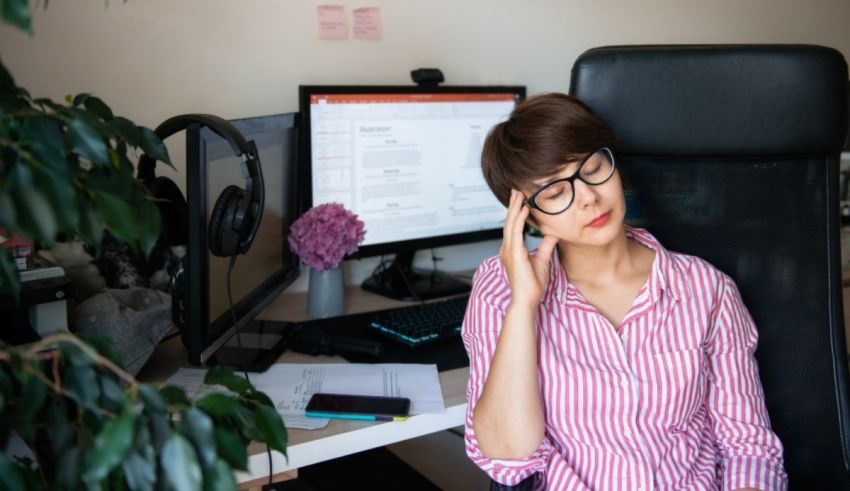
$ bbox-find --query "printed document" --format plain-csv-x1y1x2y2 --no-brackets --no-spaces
163,363,444,430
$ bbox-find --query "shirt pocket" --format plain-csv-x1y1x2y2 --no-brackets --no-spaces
650,348,704,427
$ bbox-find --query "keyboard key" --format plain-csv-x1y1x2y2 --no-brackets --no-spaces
367,294,469,348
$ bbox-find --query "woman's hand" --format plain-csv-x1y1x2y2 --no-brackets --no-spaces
499,189,558,307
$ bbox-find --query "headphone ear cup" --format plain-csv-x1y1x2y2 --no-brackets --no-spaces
149,177,187,246
209,185,245,257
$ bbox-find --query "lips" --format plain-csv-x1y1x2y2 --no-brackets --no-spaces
587,211,611,228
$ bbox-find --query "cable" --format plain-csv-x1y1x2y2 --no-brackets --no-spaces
226,254,274,486
226,254,250,383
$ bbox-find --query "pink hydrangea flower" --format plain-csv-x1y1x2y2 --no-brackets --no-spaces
288,203,366,271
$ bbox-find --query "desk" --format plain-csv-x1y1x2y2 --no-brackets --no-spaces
137,286,471,488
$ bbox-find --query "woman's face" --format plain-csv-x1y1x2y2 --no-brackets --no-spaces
521,150,626,248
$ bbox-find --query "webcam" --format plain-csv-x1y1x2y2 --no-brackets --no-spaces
411,68,444,87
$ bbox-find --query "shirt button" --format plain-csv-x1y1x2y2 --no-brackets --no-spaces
620,379,629,388
623,428,632,438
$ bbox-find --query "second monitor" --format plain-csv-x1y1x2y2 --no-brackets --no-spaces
300,85,525,301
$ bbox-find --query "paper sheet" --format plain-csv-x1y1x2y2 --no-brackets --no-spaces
162,363,445,430
162,368,329,430
353,7,382,41
254,363,445,415
316,5,348,40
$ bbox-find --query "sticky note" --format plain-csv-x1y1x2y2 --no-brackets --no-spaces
353,7,382,41
317,5,348,40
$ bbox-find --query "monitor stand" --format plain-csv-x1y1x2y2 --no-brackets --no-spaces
361,251,470,302
208,320,292,372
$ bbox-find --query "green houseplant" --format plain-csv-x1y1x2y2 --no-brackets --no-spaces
0,3,288,489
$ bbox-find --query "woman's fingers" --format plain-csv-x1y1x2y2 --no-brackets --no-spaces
511,202,529,258
502,189,521,250
531,235,558,279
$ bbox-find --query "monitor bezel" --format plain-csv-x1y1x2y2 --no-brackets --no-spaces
299,84,526,258
184,113,301,365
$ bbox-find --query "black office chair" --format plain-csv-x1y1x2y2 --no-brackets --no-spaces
489,45,850,490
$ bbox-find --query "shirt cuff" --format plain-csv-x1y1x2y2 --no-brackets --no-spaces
466,429,554,486
723,455,788,491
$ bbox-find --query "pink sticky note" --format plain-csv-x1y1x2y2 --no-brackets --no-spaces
353,7,382,41
317,5,348,40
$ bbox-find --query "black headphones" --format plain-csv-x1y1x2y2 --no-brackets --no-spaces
137,114,265,257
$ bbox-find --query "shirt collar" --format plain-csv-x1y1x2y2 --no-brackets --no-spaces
542,226,683,305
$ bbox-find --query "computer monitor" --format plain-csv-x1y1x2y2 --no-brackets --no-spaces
182,113,300,367
300,85,525,301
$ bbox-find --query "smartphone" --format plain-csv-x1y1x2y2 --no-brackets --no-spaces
305,393,411,421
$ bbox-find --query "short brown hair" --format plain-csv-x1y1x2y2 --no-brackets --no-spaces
481,93,617,207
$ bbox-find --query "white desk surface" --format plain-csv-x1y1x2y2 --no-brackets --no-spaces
137,286,470,486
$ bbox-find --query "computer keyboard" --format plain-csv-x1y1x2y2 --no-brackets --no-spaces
367,294,470,348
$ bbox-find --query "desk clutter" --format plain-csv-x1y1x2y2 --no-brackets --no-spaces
163,363,445,430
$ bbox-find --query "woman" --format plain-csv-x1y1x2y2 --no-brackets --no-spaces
462,93,787,490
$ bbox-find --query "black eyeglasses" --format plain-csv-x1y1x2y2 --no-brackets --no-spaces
526,147,617,215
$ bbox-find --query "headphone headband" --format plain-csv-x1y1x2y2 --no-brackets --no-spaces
137,113,264,255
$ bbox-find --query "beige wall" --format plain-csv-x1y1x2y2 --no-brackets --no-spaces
3,0,849,291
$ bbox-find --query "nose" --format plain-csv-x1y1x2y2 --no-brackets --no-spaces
573,180,599,209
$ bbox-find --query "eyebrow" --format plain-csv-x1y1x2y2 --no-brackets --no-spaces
531,160,582,188
532,150,602,188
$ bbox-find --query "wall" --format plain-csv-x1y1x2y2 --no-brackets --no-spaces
2,0,849,292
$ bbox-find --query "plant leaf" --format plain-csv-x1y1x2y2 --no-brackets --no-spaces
139,127,172,168
68,119,108,167
77,333,124,369
110,117,145,148
159,385,191,408
64,365,101,412
94,190,139,245
76,203,104,252
0,249,20,302
99,376,126,414
136,198,161,257
246,390,275,409
1,0,32,35
0,191,18,231
203,366,251,394
55,447,81,491
138,384,166,414
82,408,135,486
253,405,287,458
205,458,237,491
121,450,156,491
230,403,263,442
178,408,217,472
196,393,240,418
32,166,78,233
59,340,93,366
12,374,47,440
0,453,27,491
25,115,67,176
13,185,57,246
44,397,75,456
83,96,114,121
72,93,91,108
161,434,202,491
0,58,17,90
213,428,247,471
147,412,171,453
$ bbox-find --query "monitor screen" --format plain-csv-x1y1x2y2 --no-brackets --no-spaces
183,113,300,364
300,85,524,300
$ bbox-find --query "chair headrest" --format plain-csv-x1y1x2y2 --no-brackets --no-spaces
570,45,848,157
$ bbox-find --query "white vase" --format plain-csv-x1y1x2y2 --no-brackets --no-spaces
308,266,346,319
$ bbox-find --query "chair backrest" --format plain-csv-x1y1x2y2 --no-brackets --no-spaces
570,44,849,488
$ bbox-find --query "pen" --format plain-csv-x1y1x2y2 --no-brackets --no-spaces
305,411,408,422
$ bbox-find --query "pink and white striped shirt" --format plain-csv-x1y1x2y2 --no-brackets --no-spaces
462,227,787,490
